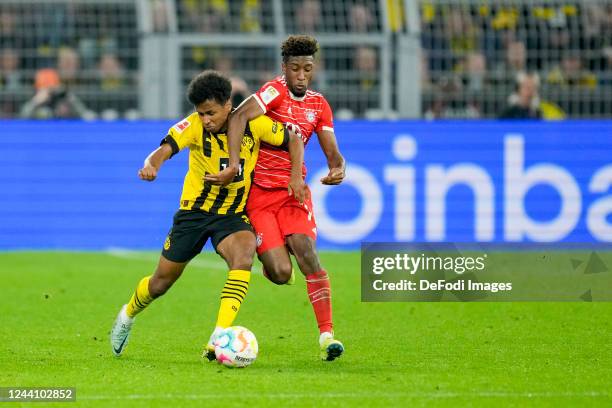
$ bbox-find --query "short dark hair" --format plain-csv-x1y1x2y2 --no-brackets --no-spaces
186,70,231,106
281,35,318,63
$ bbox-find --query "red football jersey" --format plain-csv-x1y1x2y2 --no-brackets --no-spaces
252,76,334,188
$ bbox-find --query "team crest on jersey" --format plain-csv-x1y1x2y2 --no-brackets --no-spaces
241,134,254,150
261,86,279,104
256,232,263,247
306,110,316,123
172,119,191,133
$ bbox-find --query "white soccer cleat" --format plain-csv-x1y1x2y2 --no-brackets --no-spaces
319,332,344,361
110,304,134,356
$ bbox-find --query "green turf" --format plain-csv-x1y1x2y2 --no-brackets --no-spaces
1,251,611,407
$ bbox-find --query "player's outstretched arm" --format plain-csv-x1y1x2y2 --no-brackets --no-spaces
138,143,173,182
317,130,346,185
208,95,266,186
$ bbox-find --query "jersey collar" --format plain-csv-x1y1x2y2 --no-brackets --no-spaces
289,90,306,101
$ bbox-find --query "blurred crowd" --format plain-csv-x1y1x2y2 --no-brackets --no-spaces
0,2,138,118
0,0,388,119
0,0,610,119
156,0,386,34
169,0,387,116
420,2,612,119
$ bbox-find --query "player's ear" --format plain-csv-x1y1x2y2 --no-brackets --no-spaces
224,99,232,112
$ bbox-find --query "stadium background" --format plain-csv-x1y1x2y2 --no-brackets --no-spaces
0,0,610,249
2,2,612,406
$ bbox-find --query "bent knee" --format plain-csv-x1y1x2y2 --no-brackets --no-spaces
268,273,291,285
266,263,293,285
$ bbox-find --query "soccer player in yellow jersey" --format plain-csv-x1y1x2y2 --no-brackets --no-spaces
110,70,304,359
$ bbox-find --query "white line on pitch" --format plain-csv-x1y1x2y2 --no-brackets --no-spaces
105,247,262,273
78,391,610,401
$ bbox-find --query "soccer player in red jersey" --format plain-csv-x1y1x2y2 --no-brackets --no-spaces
206,35,345,361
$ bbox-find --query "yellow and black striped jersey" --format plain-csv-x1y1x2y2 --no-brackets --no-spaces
161,112,288,215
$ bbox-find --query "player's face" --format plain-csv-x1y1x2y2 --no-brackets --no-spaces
195,99,231,133
282,56,315,97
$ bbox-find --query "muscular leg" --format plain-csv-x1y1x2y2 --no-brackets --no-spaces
286,234,321,276
216,230,256,271
258,246,293,285
148,256,189,298
125,255,188,318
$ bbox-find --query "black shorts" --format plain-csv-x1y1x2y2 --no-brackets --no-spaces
161,210,254,263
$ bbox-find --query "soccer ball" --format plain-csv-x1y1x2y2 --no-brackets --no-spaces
214,326,258,368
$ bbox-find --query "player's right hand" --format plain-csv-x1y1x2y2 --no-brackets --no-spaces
138,165,158,181
204,165,238,186
285,122,303,141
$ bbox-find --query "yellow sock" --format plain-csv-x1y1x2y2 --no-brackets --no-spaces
126,276,154,318
216,270,250,328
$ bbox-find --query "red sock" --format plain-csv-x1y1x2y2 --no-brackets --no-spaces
306,270,333,334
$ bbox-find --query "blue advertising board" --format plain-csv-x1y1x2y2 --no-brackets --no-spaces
0,120,610,250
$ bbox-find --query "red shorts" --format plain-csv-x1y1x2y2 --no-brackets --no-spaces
246,183,317,255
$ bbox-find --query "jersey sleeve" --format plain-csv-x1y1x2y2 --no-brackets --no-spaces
315,97,334,134
248,115,288,148
253,80,285,113
161,116,196,157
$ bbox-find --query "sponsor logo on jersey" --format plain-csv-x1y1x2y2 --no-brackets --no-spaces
164,236,171,250
173,119,191,133
260,86,280,104
271,121,278,133
256,232,263,247
242,215,251,225
306,110,316,123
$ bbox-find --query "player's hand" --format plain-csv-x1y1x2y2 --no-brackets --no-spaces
320,167,345,185
288,175,308,204
204,165,238,186
138,165,158,181
285,122,303,140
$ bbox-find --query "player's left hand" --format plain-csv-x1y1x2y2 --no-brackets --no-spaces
205,166,238,186
288,176,309,204
320,167,345,185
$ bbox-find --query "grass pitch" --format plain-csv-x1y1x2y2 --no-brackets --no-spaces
1,251,611,407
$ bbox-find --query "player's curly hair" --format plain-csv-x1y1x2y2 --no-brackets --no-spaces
187,70,231,106
281,35,318,62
